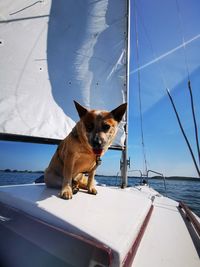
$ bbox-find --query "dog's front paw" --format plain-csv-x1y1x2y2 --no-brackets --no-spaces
88,187,98,195
59,186,73,200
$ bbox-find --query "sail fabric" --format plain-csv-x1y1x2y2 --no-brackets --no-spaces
0,0,128,147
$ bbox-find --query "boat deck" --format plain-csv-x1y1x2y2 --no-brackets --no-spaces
0,184,199,267
131,186,200,267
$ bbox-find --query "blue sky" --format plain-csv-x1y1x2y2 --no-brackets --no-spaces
1,0,200,177
128,0,200,177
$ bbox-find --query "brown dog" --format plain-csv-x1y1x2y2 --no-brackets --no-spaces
44,101,127,199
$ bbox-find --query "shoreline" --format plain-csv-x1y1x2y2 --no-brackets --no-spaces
0,170,199,182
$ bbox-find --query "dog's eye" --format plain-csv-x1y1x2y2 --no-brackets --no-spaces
86,123,94,132
102,124,110,132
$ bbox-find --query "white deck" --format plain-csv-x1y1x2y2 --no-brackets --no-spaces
132,187,200,267
0,184,151,267
0,184,199,267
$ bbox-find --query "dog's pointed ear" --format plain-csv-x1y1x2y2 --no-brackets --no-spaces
74,100,88,118
111,103,127,122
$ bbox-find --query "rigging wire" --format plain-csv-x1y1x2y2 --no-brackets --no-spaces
175,0,200,167
188,80,200,167
133,0,148,175
175,0,190,80
134,3,168,90
166,88,200,177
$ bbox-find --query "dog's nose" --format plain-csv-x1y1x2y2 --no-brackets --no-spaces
92,135,102,148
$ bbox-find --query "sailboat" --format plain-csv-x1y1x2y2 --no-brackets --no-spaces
0,1,199,266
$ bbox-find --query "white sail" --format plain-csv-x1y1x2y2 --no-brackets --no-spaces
0,0,128,147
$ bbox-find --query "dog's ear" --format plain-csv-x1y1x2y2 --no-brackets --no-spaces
111,103,127,122
74,101,88,118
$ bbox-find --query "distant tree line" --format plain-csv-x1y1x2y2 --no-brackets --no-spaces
1,169,44,173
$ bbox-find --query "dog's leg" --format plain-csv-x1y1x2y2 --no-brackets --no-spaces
72,173,87,193
60,155,75,199
75,174,88,191
44,169,63,188
87,170,97,195
72,173,82,194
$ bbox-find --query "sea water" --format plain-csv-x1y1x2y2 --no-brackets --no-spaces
0,171,199,217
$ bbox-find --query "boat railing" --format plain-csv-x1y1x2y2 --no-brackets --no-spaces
147,170,167,196
126,169,167,196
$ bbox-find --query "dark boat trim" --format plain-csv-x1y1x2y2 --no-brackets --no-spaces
122,204,154,267
179,201,200,237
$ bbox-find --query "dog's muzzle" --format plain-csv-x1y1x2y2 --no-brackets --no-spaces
92,135,104,155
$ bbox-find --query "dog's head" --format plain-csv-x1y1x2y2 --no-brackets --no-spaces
74,101,127,155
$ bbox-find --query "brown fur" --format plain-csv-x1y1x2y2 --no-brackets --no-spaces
44,101,127,199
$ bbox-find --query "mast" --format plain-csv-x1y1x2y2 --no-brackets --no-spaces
121,0,130,188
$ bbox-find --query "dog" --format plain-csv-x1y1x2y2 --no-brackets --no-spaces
44,101,127,199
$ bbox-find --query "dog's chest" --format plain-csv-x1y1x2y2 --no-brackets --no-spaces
74,154,96,174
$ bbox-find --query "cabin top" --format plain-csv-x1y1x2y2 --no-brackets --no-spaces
0,184,153,266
